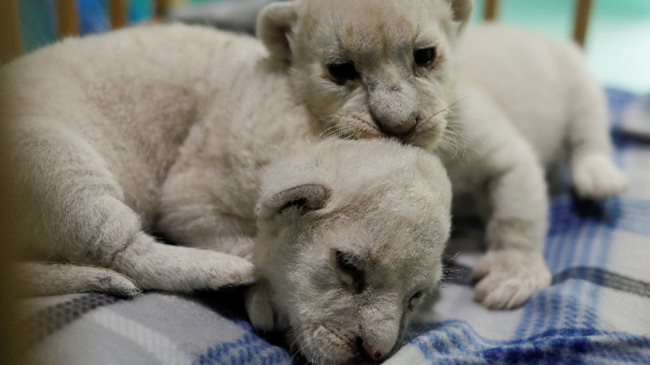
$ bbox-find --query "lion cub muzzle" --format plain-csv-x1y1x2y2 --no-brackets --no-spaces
367,79,420,139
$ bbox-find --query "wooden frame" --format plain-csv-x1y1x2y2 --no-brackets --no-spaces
1,0,594,64
573,0,593,48
55,0,79,38
0,0,22,64
155,0,170,20
110,0,128,29
55,0,169,38
484,0,500,22
483,0,594,47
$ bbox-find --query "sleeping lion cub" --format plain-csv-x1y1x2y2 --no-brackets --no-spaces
2,22,453,363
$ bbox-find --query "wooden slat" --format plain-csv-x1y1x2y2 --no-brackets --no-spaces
154,0,169,19
55,0,79,38
110,0,127,29
484,0,500,21
574,0,593,48
0,0,22,64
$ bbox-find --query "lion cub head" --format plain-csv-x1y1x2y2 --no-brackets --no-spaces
248,139,452,364
258,0,472,150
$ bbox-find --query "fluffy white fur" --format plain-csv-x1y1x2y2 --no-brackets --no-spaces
453,24,627,307
458,23,627,197
1,0,627,361
257,0,625,311
245,140,451,363
2,26,265,294
1,22,452,363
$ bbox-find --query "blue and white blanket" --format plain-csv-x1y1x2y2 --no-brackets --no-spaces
22,89,650,364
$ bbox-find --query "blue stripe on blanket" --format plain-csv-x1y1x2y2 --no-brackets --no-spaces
194,334,292,365
607,89,635,130
553,267,650,298
444,263,650,298
194,320,292,365
411,320,650,365
515,195,609,337
520,198,650,336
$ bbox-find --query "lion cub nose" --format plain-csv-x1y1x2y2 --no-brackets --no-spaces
356,336,389,362
376,113,419,139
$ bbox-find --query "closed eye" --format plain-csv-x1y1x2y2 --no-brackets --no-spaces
327,62,360,84
332,250,365,293
407,290,424,311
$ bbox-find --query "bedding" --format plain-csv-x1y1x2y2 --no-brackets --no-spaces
20,89,650,364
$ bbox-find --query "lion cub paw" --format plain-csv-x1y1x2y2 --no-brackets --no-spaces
178,251,256,290
472,250,551,310
572,153,627,199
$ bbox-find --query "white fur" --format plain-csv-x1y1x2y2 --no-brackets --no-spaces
458,23,626,198
1,1,626,362
15,262,140,297
451,24,627,306
1,22,453,364
443,80,552,309
255,0,547,311
2,25,266,294
247,140,451,363
255,1,624,312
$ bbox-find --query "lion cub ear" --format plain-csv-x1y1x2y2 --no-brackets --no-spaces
256,1,298,65
447,0,473,23
256,183,331,220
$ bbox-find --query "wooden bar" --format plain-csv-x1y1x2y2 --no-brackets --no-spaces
154,0,169,19
574,0,593,48
0,0,22,64
55,0,79,38
484,0,500,21
110,0,128,29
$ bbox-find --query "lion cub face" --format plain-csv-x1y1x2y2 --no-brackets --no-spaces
258,0,472,150
251,140,452,363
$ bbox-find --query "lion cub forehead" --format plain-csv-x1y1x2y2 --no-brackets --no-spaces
319,217,440,267
301,0,447,57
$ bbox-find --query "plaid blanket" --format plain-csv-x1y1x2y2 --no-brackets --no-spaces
21,89,650,364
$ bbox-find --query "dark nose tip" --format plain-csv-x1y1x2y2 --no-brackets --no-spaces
355,336,387,362
376,114,419,140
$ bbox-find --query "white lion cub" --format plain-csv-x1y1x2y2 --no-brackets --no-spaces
1,23,453,363
166,138,452,364
256,0,625,310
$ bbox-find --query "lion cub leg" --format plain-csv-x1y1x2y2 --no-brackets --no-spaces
16,122,254,295
16,262,140,297
455,92,551,309
566,52,626,199
471,148,552,310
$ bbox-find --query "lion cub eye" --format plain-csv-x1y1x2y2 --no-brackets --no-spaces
327,62,360,84
407,290,424,311
332,250,365,293
414,47,437,67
